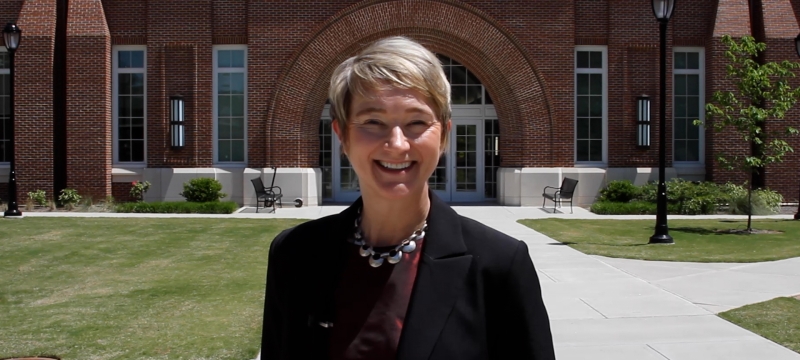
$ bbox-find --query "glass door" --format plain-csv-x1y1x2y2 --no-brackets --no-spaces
450,119,484,202
430,119,484,202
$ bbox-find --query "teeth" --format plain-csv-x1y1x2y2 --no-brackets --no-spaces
379,161,412,170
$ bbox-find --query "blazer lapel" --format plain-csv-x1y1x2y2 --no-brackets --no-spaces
397,193,473,360
304,199,361,355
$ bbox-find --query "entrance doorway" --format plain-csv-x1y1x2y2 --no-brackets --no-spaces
319,55,499,203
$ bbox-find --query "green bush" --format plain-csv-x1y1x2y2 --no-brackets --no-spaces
599,180,640,202
58,188,82,209
595,179,722,215
27,189,47,206
115,201,239,214
591,201,656,215
638,182,658,203
180,178,226,202
667,179,721,215
728,188,783,215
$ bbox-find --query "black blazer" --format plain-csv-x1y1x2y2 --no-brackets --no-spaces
260,193,555,360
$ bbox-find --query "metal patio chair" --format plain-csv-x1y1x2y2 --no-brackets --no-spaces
251,167,283,213
542,177,579,214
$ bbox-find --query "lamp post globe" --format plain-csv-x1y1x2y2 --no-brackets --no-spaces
649,0,675,244
652,0,676,21
3,23,21,51
3,22,21,218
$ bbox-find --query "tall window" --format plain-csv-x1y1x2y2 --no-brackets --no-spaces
214,46,247,164
575,46,607,163
0,51,9,163
673,48,704,163
113,46,147,164
319,116,332,199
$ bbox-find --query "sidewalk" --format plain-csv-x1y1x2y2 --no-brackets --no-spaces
22,206,800,360
451,207,800,360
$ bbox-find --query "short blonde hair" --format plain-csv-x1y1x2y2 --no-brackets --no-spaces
328,36,451,147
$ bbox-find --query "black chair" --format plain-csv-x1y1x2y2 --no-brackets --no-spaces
251,167,283,213
542,177,579,213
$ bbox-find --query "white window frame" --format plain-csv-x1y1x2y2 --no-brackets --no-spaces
112,45,147,166
574,45,608,165
673,47,705,166
0,48,10,166
213,45,248,165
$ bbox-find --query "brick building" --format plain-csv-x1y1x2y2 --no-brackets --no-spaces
0,0,799,207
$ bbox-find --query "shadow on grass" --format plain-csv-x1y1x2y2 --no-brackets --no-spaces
671,227,719,235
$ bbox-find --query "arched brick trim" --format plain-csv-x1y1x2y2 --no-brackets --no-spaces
265,0,554,168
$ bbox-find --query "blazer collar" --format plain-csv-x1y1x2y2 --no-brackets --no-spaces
423,191,468,259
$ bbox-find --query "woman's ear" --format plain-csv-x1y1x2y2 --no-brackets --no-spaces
332,119,347,155
440,119,452,155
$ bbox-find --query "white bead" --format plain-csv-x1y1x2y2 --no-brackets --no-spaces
369,256,384,267
387,251,402,264
359,245,371,257
402,241,417,253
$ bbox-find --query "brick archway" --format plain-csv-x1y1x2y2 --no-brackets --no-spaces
266,0,554,168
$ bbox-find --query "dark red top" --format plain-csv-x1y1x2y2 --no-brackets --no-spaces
327,237,425,360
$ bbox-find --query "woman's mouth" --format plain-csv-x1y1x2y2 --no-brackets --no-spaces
377,161,413,170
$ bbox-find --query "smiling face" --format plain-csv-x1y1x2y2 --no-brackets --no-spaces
333,86,450,201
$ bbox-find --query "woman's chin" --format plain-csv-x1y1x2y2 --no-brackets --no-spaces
367,182,425,200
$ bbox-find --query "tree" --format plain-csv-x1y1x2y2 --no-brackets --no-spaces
702,35,800,232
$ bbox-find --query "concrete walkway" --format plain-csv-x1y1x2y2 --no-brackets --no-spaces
21,206,800,360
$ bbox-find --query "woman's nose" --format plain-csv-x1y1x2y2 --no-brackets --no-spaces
387,126,410,150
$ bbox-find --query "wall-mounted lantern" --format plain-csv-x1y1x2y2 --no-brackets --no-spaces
637,95,651,148
170,95,185,149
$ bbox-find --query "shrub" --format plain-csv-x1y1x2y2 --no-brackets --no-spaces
180,178,226,202
27,189,47,206
58,188,82,210
599,180,640,202
718,182,747,204
130,180,151,201
591,200,682,215
667,179,721,215
728,188,783,215
638,182,658,203
115,201,238,214
591,200,656,215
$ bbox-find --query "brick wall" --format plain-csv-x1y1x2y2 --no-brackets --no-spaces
705,0,753,187
111,181,136,203
0,0,23,26
3,0,799,202
14,0,56,201
762,0,800,202
66,0,111,200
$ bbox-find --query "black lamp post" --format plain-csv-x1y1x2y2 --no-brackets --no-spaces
794,33,800,220
649,0,675,244
3,23,21,218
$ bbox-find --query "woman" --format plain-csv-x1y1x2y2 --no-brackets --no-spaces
259,36,555,360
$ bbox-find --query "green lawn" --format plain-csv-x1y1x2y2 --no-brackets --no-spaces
0,217,306,360
518,219,800,262
719,297,800,354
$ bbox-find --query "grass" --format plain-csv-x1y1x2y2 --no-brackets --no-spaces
518,219,800,262
0,217,306,360
719,297,800,354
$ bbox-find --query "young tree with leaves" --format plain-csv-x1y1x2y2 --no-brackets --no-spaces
702,35,800,232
